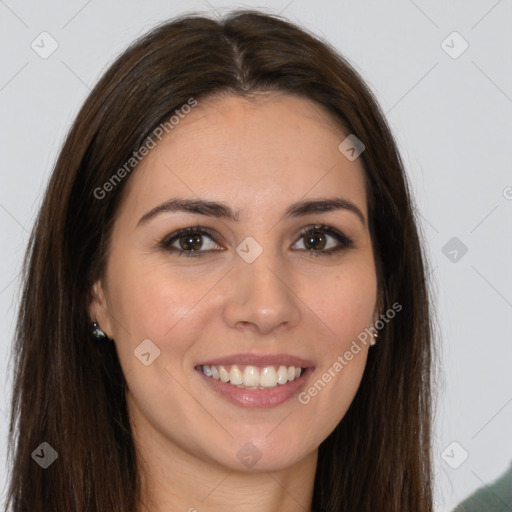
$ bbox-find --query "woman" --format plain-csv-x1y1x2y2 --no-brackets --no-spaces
5,9,436,511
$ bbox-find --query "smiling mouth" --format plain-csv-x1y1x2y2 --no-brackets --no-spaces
196,364,305,389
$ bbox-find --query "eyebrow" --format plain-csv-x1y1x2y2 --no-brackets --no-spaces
136,197,366,227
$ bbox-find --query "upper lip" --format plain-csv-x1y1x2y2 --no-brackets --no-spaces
196,353,314,368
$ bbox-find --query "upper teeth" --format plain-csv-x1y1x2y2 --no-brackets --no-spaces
201,364,303,389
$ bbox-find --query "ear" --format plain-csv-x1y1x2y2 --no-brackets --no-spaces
88,279,114,339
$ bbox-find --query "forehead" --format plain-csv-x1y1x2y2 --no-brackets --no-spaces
118,93,368,223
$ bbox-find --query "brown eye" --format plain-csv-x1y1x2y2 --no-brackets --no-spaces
303,230,327,250
160,224,354,259
293,225,354,257
178,233,203,251
160,227,223,257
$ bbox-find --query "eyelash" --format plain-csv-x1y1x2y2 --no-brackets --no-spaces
159,224,354,258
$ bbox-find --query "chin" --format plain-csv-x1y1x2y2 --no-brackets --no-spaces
207,436,312,473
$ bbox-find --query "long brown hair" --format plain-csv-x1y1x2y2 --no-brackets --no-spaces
5,9,436,511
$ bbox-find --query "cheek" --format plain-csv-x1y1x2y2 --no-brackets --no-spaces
317,264,378,349
107,258,223,374
300,263,376,423
101,258,197,395
105,265,221,449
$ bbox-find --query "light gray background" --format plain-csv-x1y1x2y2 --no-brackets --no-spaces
1,1,511,510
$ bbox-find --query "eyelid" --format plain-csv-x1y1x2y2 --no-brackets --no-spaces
296,224,354,249
159,226,223,255
159,224,354,257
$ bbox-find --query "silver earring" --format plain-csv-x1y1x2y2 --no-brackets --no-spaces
90,321,109,342
370,332,378,346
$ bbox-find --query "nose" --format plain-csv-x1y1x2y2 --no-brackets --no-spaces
222,247,302,336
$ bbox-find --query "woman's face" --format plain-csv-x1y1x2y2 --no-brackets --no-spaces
90,93,378,473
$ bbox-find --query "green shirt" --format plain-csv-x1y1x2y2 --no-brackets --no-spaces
452,462,512,511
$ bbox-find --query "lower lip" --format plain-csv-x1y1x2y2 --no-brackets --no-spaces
195,367,314,408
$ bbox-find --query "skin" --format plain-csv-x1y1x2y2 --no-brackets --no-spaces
89,92,379,511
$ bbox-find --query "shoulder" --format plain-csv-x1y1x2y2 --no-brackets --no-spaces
452,462,512,512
